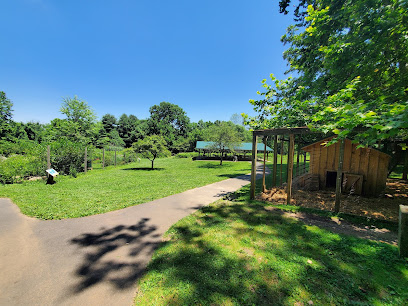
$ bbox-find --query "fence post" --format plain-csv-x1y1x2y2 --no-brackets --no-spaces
84,147,87,173
47,145,51,169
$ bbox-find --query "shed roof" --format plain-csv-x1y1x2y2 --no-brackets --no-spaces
302,136,391,158
196,141,273,152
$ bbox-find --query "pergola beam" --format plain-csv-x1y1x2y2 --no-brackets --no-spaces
253,127,310,136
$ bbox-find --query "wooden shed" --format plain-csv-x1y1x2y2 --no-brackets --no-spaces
302,137,391,196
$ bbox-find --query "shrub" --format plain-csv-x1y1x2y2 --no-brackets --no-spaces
49,140,89,175
0,154,45,184
175,152,197,158
123,148,138,163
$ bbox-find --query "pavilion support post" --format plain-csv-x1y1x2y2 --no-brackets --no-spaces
262,137,267,192
334,138,346,213
273,135,278,187
250,134,258,200
286,134,295,205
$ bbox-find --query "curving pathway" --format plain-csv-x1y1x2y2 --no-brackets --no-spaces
0,165,266,306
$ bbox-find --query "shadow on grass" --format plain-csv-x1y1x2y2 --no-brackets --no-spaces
69,218,162,294
121,167,165,171
135,195,408,304
196,162,233,169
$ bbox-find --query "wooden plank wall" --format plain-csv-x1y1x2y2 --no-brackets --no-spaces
306,138,390,196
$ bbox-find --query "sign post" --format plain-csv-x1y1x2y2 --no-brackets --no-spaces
46,169,59,184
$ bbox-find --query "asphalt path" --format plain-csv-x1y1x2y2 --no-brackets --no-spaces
0,164,266,306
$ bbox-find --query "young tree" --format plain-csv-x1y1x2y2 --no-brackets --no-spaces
132,135,170,169
60,96,97,142
204,122,242,165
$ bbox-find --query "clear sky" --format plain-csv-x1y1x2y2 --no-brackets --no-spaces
1,0,294,124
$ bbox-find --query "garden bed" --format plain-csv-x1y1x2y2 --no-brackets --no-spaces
258,179,408,222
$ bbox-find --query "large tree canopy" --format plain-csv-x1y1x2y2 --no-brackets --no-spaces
245,0,408,146
147,102,191,151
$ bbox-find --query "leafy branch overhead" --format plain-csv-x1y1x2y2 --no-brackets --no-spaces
244,0,408,146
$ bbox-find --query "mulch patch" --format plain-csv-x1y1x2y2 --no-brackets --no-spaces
258,179,408,222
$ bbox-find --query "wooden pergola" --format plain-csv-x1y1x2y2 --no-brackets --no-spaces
250,127,310,202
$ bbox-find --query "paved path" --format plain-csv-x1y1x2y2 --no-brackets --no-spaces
0,165,266,306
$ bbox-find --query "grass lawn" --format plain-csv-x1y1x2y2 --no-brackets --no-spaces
0,158,251,220
134,186,408,305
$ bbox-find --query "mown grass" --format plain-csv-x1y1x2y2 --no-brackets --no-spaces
0,158,251,220
134,187,408,305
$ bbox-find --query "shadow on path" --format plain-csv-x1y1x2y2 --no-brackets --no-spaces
70,218,161,294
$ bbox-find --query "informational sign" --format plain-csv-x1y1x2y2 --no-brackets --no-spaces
46,169,59,177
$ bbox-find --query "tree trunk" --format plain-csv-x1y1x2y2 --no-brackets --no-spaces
220,155,223,166
151,160,154,170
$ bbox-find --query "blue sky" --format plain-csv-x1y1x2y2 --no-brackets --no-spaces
1,0,294,124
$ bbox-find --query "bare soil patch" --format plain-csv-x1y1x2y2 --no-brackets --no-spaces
258,179,408,222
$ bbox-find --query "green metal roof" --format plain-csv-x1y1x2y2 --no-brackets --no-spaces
195,141,273,152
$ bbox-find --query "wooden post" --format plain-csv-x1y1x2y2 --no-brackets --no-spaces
46,145,54,184
334,138,345,213
262,137,267,192
280,137,283,186
47,145,51,169
403,149,408,181
303,152,306,174
286,134,295,205
399,205,408,258
84,147,87,173
273,135,278,187
250,134,258,200
102,148,105,169
296,141,300,177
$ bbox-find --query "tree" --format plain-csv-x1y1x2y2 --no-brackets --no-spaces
101,114,117,134
204,122,242,165
60,96,97,142
0,91,14,140
147,102,191,152
132,135,170,169
245,0,408,146
117,114,145,147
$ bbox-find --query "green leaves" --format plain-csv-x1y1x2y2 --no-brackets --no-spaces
248,0,408,146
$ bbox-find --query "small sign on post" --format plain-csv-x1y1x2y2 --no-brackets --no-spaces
46,168,59,184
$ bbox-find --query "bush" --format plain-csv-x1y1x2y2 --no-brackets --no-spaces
0,154,45,184
123,148,139,163
175,152,197,158
49,140,89,175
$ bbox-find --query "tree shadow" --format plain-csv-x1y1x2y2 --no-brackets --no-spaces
196,163,233,169
135,199,408,304
69,218,161,294
121,167,164,171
